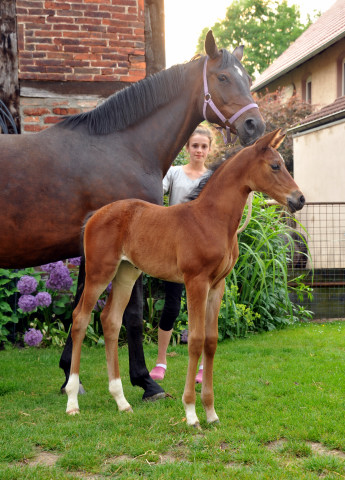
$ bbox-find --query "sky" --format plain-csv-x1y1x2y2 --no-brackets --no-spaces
164,0,335,67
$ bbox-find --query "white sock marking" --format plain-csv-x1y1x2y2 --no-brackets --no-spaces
66,373,80,413
109,379,131,412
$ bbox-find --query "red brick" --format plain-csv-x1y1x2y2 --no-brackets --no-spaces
52,107,81,115
23,124,46,132
24,107,51,116
23,116,40,123
46,16,75,24
44,116,64,124
45,1,71,9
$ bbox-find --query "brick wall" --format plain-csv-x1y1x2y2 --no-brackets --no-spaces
16,0,147,132
20,96,100,133
16,0,146,83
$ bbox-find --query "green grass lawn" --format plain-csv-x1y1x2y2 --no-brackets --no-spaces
1,321,345,479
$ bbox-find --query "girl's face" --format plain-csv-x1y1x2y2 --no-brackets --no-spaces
186,134,211,164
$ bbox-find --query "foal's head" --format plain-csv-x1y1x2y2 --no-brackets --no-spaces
246,129,305,213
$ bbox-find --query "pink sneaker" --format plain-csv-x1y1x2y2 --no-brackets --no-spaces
149,364,167,381
195,366,203,384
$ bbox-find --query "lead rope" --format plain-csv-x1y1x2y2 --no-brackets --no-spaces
237,191,254,234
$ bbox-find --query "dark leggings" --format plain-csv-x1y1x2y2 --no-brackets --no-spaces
159,281,184,331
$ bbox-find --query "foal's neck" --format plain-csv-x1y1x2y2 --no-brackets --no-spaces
198,153,252,233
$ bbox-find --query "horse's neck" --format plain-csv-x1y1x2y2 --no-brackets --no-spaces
127,61,204,175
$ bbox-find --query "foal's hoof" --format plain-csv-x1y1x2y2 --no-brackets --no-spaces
66,408,80,415
192,422,202,430
123,406,134,413
142,391,166,403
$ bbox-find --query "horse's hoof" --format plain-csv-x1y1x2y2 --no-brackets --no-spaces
124,406,134,413
78,384,86,395
208,418,220,426
192,422,202,430
66,408,80,415
142,392,167,402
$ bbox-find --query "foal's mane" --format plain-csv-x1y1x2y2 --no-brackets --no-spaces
58,64,185,135
186,146,243,201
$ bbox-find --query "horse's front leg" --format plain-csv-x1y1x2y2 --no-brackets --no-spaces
123,277,165,401
182,278,209,427
103,262,142,412
201,279,225,424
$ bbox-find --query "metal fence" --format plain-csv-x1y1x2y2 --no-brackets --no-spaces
291,202,345,319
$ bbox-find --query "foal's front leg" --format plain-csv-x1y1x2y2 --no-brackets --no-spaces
201,279,225,424
102,262,141,413
182,279,209,427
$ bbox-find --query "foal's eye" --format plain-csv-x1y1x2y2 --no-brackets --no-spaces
217,74,228,82
271,164,280,171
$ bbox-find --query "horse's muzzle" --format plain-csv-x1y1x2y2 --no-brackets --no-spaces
238,116,266,146
287,192,305,213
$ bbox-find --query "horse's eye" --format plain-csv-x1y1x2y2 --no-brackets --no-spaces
271,164,280,171
217,74,227,82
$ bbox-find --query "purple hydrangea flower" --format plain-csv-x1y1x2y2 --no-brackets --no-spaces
24,328,43,346
17,275,38,295
180,329,188,344
40,263,57,274
36,291,52,307
106,282,112,294
44,261,73,291
94,298,106,312
18,294,38,312
68,257,82,266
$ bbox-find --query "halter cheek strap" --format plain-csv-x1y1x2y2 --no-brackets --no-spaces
202,56,259,145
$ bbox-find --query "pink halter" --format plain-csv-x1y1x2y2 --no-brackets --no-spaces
202,56,258,145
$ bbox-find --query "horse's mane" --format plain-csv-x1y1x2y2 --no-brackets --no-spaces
58,64,185,135
186,146,243,202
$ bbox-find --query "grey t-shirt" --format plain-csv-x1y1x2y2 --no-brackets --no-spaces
163,166,208,205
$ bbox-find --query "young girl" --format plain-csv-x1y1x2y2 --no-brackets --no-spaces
149,125,213,383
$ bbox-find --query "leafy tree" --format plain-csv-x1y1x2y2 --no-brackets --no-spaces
197,0,317,78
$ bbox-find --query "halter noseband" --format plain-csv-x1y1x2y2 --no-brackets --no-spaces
202,55,258,145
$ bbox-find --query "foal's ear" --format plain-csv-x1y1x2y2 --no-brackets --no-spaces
255,129,286,151
232,45,244,61
205,30,220,59
270,129,286,149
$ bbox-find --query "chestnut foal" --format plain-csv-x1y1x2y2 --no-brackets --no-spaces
65,129,305,426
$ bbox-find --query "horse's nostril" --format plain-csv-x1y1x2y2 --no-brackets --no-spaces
300,195,305,205
244,118,256,133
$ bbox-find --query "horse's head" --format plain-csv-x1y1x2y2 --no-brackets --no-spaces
203,31,265,146
247,129,305,213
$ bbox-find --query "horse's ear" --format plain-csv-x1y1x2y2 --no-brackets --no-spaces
255,129,283,151
205,30,220,59
232,45,244,61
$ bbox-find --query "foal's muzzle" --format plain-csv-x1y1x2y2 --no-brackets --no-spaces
287,191,305,213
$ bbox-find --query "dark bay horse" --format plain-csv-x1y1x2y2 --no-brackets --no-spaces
0,31,265,400
65,129,305,425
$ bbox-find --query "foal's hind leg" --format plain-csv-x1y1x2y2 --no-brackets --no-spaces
201,279,225,424
101,262,141,413
66,277,112,415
